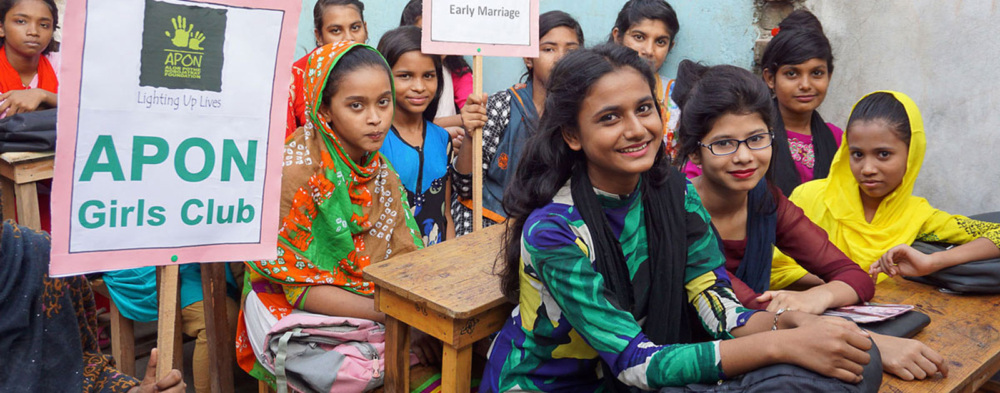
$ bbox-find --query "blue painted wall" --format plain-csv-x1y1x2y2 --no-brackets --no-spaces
295,0,757,94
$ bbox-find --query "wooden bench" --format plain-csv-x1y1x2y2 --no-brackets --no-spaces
364,224,514,393
0,151,54,229
875,278,1000,392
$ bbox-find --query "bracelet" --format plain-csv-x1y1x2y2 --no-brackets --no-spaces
771,308,787,331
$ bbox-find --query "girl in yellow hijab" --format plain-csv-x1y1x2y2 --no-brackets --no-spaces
771,91,1000,289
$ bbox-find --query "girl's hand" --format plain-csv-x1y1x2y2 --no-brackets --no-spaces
130,348,186,393
445,126,466,150
779,317,872,383
757,288,832,315
459,93,488,133
872,333,948,380
410,327,442,366
0,89,49,116
869,244,938,280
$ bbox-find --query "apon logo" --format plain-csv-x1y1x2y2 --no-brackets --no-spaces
140,0,226,92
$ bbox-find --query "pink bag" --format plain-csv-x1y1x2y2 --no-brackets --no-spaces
263,313,385,393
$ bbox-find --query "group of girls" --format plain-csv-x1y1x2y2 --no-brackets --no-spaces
234,0,1000,392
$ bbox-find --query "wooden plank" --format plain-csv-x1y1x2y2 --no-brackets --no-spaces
11,157,54,184
109,299,136,377
384,313,411,393
440,344,472,393
877,279,1000,393
13,182,40,230
1,176,15,222
376,284,510,348
471,55,483,232
201,262,235,393
156,265,183,380
364,224,508,318
0,151,55,164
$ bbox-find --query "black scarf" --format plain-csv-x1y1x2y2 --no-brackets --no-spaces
712,180,778,294
570,165,693,391
770,99,837,196
0,221,84,391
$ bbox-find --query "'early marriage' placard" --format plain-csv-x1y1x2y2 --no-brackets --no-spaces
423,0,539,57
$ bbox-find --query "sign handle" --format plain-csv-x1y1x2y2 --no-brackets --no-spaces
472,55,484,232
156,265,182,380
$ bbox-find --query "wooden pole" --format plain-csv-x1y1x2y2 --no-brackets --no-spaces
472,55,484,232
156,265,182,381
201,262,235,393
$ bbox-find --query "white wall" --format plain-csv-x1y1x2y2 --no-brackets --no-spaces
806,1,999,216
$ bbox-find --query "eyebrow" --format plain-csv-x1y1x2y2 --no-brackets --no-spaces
592,95,655,119
13,13,52,21
708,128,768,142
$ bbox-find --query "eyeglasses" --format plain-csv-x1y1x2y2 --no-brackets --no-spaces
698,132,774,156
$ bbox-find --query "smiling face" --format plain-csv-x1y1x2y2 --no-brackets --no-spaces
563,67,662,195
392,50,438,118
764,57,830,117
689,112,772,193
526,26,580,89
318,65,393,162
847,119,909,207
0,0,54,59
613,18,673,72
315,4,367,46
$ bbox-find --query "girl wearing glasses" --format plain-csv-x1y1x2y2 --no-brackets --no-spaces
675,60,873,315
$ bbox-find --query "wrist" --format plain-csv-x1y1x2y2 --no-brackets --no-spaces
778,310,809,329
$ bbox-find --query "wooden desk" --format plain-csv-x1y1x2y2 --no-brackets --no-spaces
364,225,514,393
0,151,54,230
875,278,1000,392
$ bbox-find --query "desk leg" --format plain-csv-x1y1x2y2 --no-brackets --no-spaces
441,344,472,393
0,177,14,222
14,182,40,230
109,300,136,377
384,316,410,393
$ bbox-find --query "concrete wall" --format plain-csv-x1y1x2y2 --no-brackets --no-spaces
805,1,999,215
294,0,757,94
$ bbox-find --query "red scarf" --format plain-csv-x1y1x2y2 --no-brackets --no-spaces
0,45,58,93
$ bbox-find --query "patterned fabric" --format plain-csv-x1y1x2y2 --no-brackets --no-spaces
0,221,139,392
481,182,758,392
236,42,423,382
657,75,681,159
381,120,454,246
451,88,515,236
771,91,1000,288
285,52,310,137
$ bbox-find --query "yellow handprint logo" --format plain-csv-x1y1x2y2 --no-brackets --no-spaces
165,16,206,51
165,16,193,48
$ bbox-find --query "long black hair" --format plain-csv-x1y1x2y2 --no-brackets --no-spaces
847,92,912,146
759,9,837,196
498,43,663,301
0,0,59,54
377,26,444,123
608,0,679,47
673,60,779,214
398,0,471,77
521,10,585,82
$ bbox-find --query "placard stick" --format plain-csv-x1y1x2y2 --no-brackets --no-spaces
201,262,235,393
471,55,484,231
156,265,182,380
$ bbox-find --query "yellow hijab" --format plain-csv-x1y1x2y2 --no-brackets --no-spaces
772,90,935,286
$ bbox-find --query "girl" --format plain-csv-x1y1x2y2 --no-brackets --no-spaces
377,26,455,245
286,0,368,136
676,64,946,381
610,0,682,157
236,42,437,389
686,10,840,196
453,10,583,236
773,91,1000,295
399,0,472,145
0,0,58,117
482,43,878,393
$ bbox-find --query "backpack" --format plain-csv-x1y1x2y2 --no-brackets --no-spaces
262,313,386,393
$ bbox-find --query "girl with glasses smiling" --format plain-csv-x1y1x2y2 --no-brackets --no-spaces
675,60,874,318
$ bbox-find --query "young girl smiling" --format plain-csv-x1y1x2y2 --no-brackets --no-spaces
377,26,455,245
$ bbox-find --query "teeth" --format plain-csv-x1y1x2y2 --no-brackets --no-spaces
620,142,647,153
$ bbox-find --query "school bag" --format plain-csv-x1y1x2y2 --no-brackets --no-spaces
0,108,56,153
905,211,1000,294
262,313,386,393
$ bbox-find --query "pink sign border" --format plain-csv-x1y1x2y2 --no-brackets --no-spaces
421,0,540,58
49,0,300,276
